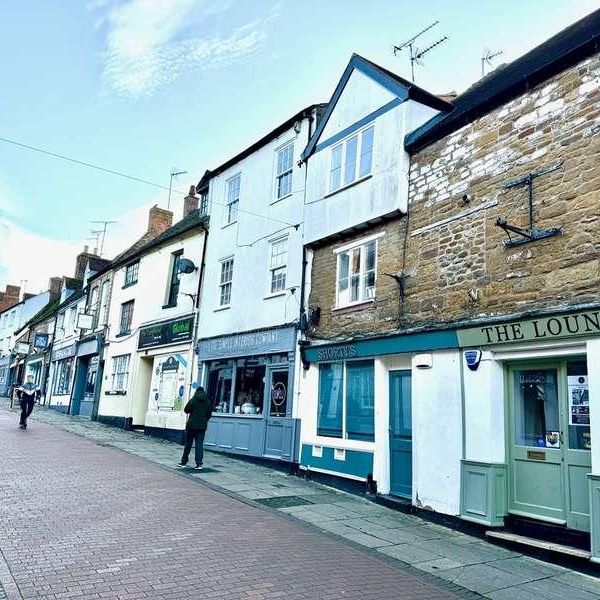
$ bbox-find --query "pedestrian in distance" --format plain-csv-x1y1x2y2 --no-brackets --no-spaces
17,375,40,430
178,386,212,470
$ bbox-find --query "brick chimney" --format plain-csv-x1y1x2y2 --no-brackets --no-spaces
0,284,20,312
75,246,101,281
183,186,199,218
147,205,173,238
48,277,63,301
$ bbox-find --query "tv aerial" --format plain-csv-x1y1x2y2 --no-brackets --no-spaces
481,48,504,77
393,21,448,82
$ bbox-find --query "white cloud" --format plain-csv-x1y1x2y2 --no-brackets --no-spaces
93,0,275,98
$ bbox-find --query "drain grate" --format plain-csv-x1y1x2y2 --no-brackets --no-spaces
256,495,315,509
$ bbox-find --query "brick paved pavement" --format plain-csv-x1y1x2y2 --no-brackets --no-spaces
0,410,467,600
2,403,600,599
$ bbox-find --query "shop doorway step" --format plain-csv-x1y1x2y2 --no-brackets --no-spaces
502,514,590,550
486,530,590,560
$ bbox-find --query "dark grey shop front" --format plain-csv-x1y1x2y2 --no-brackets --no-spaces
197,326,299,462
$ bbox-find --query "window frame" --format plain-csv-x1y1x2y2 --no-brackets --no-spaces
218,257,234,308
164,250,183,308
123,261,139,288
111,354,130,393
224,173,241,226
274,142,294,201
329,125,375,193
119,300,134,335
267,236,288,296
334,233,383,309
317,359,375,442
99,280,110,327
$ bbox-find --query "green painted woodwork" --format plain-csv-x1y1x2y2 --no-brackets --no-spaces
389,370,412,499
300,444,373,480
588,475,600,563
460,460,507,527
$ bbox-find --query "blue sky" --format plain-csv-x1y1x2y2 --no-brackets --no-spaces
0,0,597,292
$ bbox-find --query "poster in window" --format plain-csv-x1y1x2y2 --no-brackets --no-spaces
149,354,188,411
568,375,589,426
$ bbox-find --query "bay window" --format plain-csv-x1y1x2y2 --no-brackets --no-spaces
317,360,374,441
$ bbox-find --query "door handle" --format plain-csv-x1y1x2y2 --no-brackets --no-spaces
560,431,564,445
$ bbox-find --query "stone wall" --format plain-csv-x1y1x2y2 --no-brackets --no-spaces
405,55,600,328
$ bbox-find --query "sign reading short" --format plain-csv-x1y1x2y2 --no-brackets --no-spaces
138,315,194,350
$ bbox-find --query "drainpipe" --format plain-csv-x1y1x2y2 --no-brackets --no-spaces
45,310,59,405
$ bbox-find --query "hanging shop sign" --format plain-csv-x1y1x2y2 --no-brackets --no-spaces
148,354,188,411
138,315,194,350
457,309,600,347
33,333,49,350
197,326,296,361
568,375,590,426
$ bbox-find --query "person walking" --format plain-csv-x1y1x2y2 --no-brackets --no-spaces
17,375,40,430
178,386,212,470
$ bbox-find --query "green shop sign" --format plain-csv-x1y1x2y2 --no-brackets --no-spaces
138,315,194,350
457,309,600,347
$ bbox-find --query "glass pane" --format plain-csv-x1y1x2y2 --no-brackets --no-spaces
391,374,412,436
318,363,343,437
359,127,374,177
330,145,342,191
234,362,265,415
365,241,376,270
346,360,375,441
363,271,375,299
269,370,288,417
514,369,559,448
344,136,357,185
568,360,590,450
208,362,234,413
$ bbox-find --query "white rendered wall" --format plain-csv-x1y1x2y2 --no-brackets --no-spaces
412,350,463,515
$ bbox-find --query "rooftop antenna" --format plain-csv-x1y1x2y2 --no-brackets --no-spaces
87,229,103,254
90,220,116,257
393,21,448,82
481,48,504,77
167,168,187,209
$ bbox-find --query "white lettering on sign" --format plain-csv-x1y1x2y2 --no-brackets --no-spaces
315,345,357,361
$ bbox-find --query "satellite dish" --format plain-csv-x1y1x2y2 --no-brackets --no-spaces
178,258,197,274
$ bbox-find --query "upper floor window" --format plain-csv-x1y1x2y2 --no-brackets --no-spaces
330,126,374,192
336,237,377,308
111,354,130,392
269,238,288,294
165,251,183,307
99,280,110,326
275,144,293,200
124,261,139,288
119,300,134,335
199,188,209,215
90,286,100,328
219,258,234,307
225,175,240,225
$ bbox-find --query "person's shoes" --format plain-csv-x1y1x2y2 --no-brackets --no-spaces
194,464,203,470
19,424,26,429
177,462,187,468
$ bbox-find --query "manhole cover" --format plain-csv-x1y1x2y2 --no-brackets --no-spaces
256,496,315,509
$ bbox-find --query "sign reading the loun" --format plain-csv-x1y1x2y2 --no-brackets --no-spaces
457,310,600,347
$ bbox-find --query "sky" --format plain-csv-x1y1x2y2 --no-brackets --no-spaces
0,0,598,294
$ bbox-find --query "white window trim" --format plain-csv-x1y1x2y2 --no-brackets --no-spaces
111,354,130,392
334,234,382,309
218,256,234,308
329,124,375,193
273,140,295,203
267,235,288,296
224,173,241,227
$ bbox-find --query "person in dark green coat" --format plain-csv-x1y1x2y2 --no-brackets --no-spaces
178,386,212,470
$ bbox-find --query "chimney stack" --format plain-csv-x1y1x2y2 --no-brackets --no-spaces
48,277,63,301
0,284,20,312
183,186,199,218
147,205,173,238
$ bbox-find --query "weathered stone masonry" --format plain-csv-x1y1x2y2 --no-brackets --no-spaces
405,54,600,327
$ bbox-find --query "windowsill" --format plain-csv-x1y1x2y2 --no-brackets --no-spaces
122,281,138,290
162,303,177,310
115,331,131,338
332,299,374,314
324,174,372,199
105,390,126,396
263,292,286,300
271,193,292,205
213,305,231,312
222,221,237,230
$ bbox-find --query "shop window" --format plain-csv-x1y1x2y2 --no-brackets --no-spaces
336,238,377,308
234,362,265,415
111,354,130,392
208,361,234,413
317,361,374,441
567,360,590,451
165,251,182,307
54,358,74,395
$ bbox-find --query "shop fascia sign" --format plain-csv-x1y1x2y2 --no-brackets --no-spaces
52,344,77,361
457,309,600,347
138,315,194,350
197,327,295,360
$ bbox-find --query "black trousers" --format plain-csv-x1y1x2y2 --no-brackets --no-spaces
20,398,35,427
181,429,206,466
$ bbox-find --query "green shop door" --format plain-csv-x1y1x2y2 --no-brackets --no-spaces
508,360,591,531
389,370,412,499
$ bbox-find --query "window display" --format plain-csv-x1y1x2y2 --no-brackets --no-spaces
234,362,265,415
